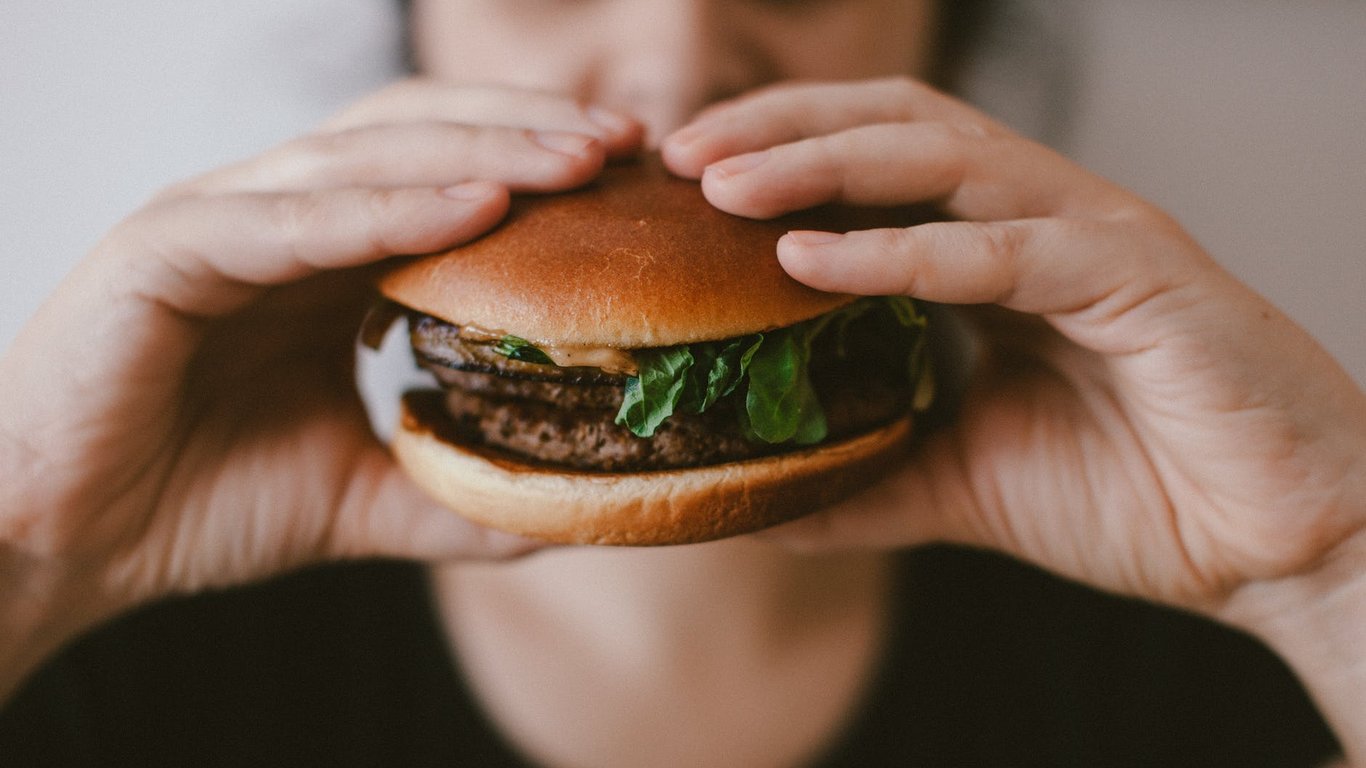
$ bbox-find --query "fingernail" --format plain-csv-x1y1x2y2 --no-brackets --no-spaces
707,150,769,178
442,180,500,200
532,130,597,158
586,106,634,135
785,230,844,247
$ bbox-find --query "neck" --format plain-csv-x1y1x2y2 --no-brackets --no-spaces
431,539,894,767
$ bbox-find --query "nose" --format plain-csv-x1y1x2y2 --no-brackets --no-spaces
593,0,760,143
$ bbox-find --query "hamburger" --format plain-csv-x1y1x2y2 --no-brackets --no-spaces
366,156,934,546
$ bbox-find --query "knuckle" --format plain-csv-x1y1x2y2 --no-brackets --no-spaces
1104,196,1172,229
883,228,928,296
508,128,600,183
914,122,973,187
884,75,933,107
726,79,815,116
248,132,352,189
273,187,447,262
569,99,606,127
808,131,844,169
287,129,351,167
362,185,404,217
328,77,429,124
270,192,333,251
812,133,858,198
723,185,778,219
976,220,1027,263
95,202,177,265
972,222,1029,302
361,188,452,256
453,84,505,116
949,119,993,141
919,119,970,148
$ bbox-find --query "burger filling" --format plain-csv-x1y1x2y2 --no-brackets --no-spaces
375,297,932,472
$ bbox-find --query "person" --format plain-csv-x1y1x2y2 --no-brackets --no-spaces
1,0,1362,765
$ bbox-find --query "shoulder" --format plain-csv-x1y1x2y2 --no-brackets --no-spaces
0,561,478,766
822,546,1338,767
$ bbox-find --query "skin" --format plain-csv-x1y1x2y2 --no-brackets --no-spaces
2,0,1364,764
411,0,937,144
0,87,645,694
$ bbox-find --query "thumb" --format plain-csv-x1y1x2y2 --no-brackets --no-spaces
327,451,544,563
756,428,988,554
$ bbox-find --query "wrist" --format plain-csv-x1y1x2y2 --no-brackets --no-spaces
0,404,136,703
0,552,109,702
1221,531,1366,764
1,500,127,704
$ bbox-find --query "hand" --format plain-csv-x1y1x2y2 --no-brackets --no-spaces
665,78,1366,756
662,76,1366,616
0,80,643,692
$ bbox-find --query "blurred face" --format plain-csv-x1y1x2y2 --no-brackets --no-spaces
412,0,937,139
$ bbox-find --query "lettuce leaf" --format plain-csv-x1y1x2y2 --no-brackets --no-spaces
696,334,764,413
615,346,694,437
743,329,826,444
884,296,935,410
614,297,930,444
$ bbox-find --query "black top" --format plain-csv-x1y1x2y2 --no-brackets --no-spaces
0,546,1339,767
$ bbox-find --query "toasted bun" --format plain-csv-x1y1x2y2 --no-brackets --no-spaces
379,155,896,348
393,396,913,546
381,155,926,545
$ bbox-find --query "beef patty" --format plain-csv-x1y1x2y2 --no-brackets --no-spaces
407,314,911,472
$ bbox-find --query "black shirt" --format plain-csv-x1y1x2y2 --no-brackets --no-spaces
0,546,1339,767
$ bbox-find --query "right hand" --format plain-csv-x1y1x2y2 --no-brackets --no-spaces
0,80,642,693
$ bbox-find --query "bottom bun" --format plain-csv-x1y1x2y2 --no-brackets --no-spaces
392,394,914,546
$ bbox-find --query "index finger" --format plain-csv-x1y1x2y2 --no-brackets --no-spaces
662,77,1003,177
696,121,1127,223
17,183,504,373
112,183,510,320
322,79,644,158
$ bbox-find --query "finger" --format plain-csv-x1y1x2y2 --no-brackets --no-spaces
9,181,507,394
698,122,1121,222
105,182,511,321
323,80,644,158
1,182,510,474
663,77,999,177
755,430,983,555
777,218,1210,354
329,449,544,562
174,123,609,196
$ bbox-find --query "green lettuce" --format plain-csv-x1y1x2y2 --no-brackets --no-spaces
741,330,824,444
615,333,764,438
614,346,694,438
616,297,931,444
486,298,931,445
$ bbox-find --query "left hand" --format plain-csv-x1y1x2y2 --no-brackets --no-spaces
0,80,644,701
660,77,1366,619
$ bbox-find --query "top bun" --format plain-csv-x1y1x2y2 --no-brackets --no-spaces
380,155,870,348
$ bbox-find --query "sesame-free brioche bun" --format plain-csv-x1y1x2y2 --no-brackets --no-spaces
379,155,864,348
378,154,925,546
394,393,913,546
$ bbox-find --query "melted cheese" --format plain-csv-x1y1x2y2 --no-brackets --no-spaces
459,324,638,376
537,345,638,375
